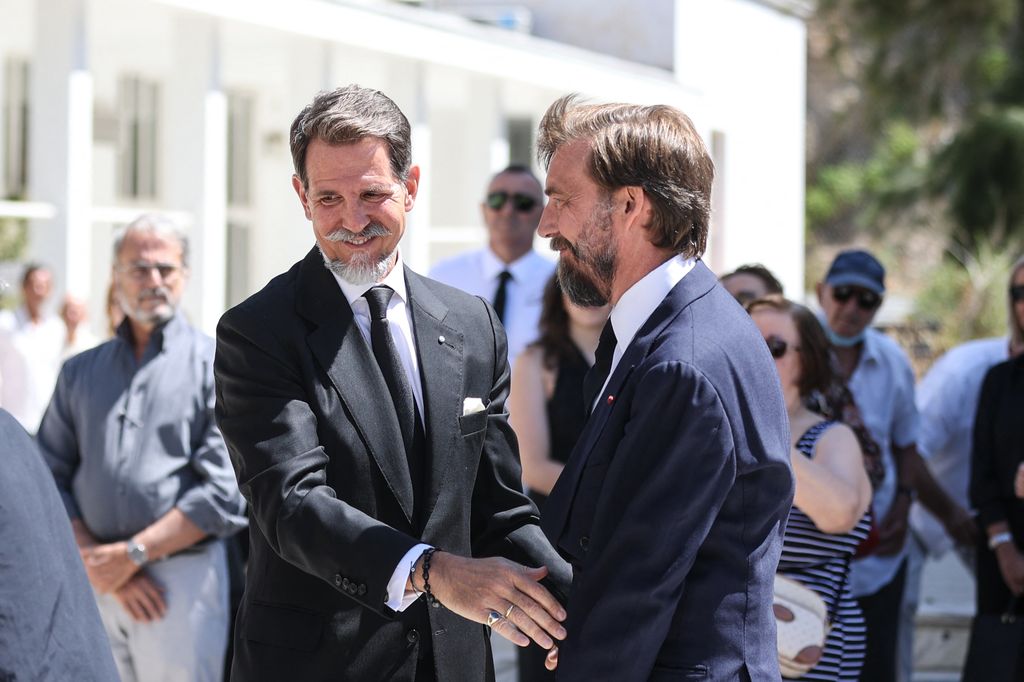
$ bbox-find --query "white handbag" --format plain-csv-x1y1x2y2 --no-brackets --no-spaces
773,574,830,679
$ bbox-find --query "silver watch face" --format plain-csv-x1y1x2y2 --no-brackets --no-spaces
127,542,147,565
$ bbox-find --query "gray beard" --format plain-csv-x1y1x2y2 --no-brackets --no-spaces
320,247,394,285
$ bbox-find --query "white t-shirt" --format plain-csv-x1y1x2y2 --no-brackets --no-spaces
0,306,66,433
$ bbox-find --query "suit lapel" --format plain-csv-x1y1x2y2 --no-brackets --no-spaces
296,248,415,523
542,260,720,544
405,269,463,527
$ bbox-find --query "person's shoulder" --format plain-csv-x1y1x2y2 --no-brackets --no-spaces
427,249,483,282
414,270,491,312
866,328,913,366
220,258,304,329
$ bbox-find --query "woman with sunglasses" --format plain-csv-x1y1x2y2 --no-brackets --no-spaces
748,296,873,680
509,274,609,682
967,256,1024,674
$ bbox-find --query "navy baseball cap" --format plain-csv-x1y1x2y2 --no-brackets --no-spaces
824,250,886,295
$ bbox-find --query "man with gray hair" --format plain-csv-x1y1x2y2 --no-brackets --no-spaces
215,85,570,681
37,214,247,681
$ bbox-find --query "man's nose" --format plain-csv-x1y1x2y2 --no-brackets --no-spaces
537,205,556,238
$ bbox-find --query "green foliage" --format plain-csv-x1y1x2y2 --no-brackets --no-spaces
0,218,28,262
911,237,1019,353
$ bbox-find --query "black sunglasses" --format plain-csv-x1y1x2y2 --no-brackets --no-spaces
765,335,798,359
832,285,881,311
486,191,539,212
1011,284,1024,303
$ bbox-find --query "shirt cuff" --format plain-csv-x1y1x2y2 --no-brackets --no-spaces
386,543,433,612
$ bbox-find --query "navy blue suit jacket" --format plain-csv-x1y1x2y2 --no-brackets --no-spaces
541,261,793,681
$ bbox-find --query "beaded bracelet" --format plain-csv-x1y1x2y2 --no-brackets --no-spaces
420,547,442,608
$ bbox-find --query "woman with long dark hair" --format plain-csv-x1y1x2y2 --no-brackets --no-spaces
748,296,874,680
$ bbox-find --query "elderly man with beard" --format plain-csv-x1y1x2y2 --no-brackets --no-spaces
213,85,569,682
534,96,793,680
37,214,247,682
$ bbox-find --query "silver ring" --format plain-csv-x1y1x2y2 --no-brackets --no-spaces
504,604,515,619
486,610,502,628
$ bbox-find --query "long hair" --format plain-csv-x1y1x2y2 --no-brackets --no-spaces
532,275,577,370
748,295,885,489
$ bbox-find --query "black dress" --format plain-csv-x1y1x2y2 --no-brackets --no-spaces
970,354,1024,617
520,343,589,682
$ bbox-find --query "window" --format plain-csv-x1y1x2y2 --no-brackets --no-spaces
2,58,29,199
507,117,534,168
117,76,160,199
227,92,254,207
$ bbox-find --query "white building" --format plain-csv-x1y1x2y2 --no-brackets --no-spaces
0,0,808,336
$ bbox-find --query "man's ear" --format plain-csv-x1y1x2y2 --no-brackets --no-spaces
292,175,312,221
815,282,826,306
404,166,421,212
621,185,652,230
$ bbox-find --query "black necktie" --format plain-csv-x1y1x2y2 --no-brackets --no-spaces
492,270,513,324
364,286,416,456
583,320,617,412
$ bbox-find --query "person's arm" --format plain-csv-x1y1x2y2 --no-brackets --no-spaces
791,422,871,534
510,347,563,496
906,445,975,547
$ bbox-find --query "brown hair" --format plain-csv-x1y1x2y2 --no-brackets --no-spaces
532,275,576,370
536,94,714,258
747,295,884,488
290,85,412,187
722,263,784,295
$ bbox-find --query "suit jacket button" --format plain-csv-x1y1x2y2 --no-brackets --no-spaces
407,629,420,644
579,536,589,551
358,584,367,596
341,577,351,588
334,574,343,586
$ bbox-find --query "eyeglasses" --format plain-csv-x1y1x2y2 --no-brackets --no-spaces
765,335,798,359
117,262,183,282
832,285,881,311
1011,284,1024,303
486,191,539,212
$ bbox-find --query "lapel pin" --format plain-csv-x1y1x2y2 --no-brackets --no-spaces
606,395,615,405
438,335,446,344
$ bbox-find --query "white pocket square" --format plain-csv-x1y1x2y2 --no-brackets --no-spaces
462,397,486,416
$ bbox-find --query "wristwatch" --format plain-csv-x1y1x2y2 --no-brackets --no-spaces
126,540,149,566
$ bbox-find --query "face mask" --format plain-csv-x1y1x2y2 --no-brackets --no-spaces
825,326,865,347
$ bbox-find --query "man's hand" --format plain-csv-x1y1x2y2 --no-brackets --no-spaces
81,541,139,594
545,645,559,671
414,552,567,650
875,492,911,556
995,542,1024,596
1015,463,1024,500
940,504,978,548
114,572,167,622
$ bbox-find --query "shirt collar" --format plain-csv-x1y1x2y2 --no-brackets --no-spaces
481,247,542,282
609,255,697,351
331,251,409,308
115,309,187,351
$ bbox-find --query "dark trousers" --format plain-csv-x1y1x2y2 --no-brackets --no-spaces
856,558,907,682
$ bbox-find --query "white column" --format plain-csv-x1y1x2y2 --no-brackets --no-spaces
403,63,432,273
27,0,93,301
164,14,227,335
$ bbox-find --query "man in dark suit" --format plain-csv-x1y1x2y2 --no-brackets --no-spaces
535,96,794,680
0,408,119,680
214,85,570,682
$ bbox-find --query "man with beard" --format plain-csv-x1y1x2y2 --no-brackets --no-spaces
37,214,247,681
213,85,570,682
534,96,794,681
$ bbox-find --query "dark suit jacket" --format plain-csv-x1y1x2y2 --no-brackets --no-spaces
214,248,570,682
0,409,119,681
541,261,793,681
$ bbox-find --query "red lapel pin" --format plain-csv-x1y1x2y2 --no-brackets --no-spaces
606,395,615,405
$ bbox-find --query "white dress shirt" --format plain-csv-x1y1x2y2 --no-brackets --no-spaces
329,254,429,612
429,247,555,369
847,328,921,597
0,306,66,433
910,336,1009,557
594,255,697,407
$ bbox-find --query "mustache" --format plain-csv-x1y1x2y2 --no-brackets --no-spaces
323,222,391,243
139,287,170,301
549,236,576,255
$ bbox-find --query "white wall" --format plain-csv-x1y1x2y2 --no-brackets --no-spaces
676,0,806,296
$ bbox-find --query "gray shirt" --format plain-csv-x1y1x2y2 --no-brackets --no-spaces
38,313,246,543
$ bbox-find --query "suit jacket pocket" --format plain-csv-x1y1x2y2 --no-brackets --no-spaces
243,601,325,652
649,663,709,680
458,410,488,436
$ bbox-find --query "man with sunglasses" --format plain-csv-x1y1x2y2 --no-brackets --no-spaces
816,249,974,681
430,165,553,368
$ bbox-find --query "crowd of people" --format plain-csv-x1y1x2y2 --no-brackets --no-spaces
0,83,1022,682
